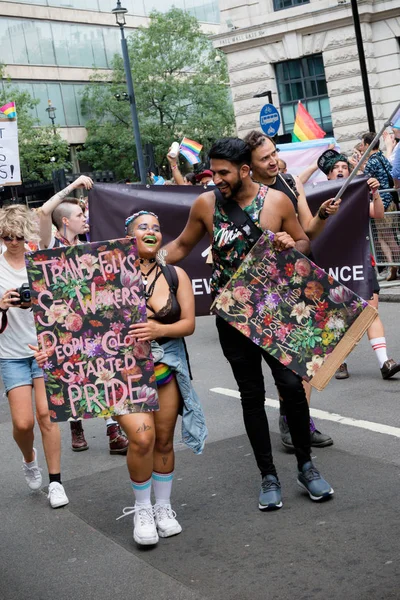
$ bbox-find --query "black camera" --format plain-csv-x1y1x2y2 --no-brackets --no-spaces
12,283,31,305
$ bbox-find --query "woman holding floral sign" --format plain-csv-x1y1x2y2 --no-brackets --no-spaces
113,210,206,545
0,205,69,509
34,210,206,547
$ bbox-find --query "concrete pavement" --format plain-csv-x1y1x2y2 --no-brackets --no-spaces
1,307,400,600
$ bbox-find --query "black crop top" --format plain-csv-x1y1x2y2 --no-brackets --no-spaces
147,265,181,325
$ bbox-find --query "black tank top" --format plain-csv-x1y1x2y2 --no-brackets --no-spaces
269,174,299,212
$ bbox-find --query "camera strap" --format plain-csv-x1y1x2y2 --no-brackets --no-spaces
0,310,8,334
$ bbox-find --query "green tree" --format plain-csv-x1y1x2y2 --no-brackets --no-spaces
79,8,235,180
1,66,70,182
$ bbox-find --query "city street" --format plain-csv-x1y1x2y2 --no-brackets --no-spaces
1,304,400,600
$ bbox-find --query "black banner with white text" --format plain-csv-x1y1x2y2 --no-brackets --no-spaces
89,177,371,316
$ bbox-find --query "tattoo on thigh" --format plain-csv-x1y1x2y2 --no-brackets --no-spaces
136,422,151,433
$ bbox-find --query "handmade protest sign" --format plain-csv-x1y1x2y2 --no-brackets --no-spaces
211,231,377,390
0,118,21,185
26,238,159,421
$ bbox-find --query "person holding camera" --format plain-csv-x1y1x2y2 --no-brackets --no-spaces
0,204,68,508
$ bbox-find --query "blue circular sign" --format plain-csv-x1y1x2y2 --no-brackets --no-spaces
259,104,281,136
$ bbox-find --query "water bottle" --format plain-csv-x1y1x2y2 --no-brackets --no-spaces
168,142,180,158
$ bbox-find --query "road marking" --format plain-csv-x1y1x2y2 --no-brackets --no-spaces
210,387,400,439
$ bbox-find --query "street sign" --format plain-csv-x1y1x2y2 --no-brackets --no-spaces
259,104,281,136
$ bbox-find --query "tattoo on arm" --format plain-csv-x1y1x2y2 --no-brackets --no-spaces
58,185,72,200
136,422,151,433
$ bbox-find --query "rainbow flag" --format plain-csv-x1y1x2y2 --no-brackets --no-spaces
292,101,325,143
179,137,203,165
0,102,16,119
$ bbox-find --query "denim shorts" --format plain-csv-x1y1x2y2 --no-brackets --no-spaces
0,357,43,394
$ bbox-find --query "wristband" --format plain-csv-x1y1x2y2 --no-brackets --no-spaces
171,165,178,170
318,208,329,220
0,309,8,333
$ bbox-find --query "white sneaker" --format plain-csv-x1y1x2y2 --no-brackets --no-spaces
22,448,42,491
47,482,69,508
154,503,182,538
133,504,159,545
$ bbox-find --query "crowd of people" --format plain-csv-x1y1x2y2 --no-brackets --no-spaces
0,127,399,547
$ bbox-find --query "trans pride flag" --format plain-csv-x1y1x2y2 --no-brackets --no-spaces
179,137,203,165
277,137,339,183
392,105,400,130
0,102,17,119
292,101,325,143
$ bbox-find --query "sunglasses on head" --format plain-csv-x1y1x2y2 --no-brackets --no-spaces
2,236,25,242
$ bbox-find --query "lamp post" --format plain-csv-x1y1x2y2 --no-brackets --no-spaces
112,1,146,184
350,0,375,132
46,99,57,135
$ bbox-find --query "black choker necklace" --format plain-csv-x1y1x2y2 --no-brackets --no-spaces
140,258,156,265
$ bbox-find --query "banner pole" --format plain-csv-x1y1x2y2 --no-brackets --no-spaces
332,101,400,202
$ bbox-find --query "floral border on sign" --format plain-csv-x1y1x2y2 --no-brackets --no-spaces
213,231,368,381
26,238,158,421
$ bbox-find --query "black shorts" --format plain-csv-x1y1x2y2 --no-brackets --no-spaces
368,264,380,298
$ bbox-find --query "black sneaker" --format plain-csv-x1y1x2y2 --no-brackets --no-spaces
335,363,349,380
310,418,333,448
280,416,333,449
297,461,334,501
279,415,294,450
381,358,400,380
259,475,283,511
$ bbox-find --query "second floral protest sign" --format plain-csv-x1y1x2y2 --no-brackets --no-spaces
211,231,377,390
26,238,159,421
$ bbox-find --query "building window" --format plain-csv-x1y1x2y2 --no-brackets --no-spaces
1,80,89,127
275,54,333,138
273,0,310,11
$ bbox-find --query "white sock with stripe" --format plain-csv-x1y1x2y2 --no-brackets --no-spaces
131,477,152,506
152,471,174,505
370,337,388,368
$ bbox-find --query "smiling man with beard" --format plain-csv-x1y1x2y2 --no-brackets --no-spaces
163,137,334,511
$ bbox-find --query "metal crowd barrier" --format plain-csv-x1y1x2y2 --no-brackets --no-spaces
370,188,400,268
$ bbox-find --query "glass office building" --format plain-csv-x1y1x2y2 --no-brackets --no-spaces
1,1,220,132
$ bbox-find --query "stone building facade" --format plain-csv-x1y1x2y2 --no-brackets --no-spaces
212,0,400,152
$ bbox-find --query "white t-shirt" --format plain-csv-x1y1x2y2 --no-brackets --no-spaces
0,254,38,359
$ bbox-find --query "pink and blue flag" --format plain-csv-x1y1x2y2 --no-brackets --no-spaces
392,106,400,130
179,137,203,165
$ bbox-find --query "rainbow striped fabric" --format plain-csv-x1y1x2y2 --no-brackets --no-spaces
179,137,203,165
0,102,16,119
292,101,325,143
154,362,174,386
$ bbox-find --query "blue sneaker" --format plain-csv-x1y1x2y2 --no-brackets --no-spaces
259,474,282,511
297,461,334,501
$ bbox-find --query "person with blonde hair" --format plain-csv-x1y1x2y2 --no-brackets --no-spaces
0,204,68,508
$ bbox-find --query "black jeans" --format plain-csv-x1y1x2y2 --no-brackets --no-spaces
216,317,311,478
